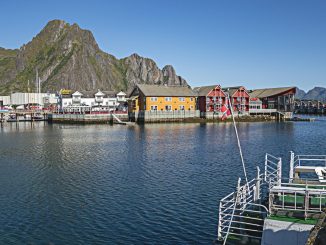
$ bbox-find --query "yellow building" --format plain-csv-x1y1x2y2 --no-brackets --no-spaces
128,84,196,112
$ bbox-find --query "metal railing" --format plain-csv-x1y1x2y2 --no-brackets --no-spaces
217,153,282,243
289,151,326,182
293,154,326,168
218,152,326,243
269,180,326,218
218,167,268,242
264,153,282,188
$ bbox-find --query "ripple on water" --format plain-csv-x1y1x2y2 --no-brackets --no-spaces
0,120,326,244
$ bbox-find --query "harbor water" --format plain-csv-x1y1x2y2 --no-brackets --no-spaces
0,117,325,244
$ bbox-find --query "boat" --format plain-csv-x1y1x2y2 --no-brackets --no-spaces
6,114,17,122
217,152,326,245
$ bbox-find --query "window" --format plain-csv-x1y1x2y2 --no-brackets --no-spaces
165,105,172,111
150,97,158,102
179,97,185,102
150,105,158,111
190,105,193,109
165,97,172,102
190,97,194,101
180,105,185,110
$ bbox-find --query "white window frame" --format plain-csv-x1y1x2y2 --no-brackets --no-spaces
179,97,185,102
179,105,185,110
150,105,158,111
150,97,158,102
165,97,172,102
165,105,172,111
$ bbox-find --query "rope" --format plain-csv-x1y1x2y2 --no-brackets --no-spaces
227,93,249,186
223,178,241,245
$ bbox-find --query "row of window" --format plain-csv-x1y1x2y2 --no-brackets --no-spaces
64,102,115,106
150,97,193,102
150,105,194,111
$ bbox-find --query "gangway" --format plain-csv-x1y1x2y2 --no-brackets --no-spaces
111,113,134,125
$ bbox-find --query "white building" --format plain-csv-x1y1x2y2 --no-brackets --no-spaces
61,90,118,111
117,91,127,102
0,96,11,106
10,93,57,106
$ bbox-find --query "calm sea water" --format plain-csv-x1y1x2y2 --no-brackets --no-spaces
0,117,325,244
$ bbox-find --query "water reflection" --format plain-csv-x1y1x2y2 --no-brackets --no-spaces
0,119,325,244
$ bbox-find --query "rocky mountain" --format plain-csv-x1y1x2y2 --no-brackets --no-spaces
295,87,326,102
303,87,326,102
0,20,188,95
295,87,306,100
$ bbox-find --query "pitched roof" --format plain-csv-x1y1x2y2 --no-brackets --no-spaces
222,86,244,96
117,91,126,96
72,91,82,96
193,85,219,96
249,87,296,98
95,90,105,96
136,84,195,97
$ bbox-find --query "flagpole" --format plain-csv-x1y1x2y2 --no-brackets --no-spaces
227,92,249,187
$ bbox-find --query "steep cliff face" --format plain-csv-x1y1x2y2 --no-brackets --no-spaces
0,20,188,94
122,54,187,87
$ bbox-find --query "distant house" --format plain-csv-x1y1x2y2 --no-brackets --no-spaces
249,98,263,110
0,96,11,107
249,87,296,112
10,93,57,107
128,84,196,112
222,86,250,114
60,90,119,111
193,85,227,113
116,91,127,103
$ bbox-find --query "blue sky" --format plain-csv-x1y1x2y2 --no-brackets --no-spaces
1,0,325,91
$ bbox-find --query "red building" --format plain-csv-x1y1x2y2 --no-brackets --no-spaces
222,86,250,113
249,87,296,112
193,85,227,112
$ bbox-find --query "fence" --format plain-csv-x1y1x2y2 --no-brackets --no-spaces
218,152,326,243
218,167,269,242
218,153,282,243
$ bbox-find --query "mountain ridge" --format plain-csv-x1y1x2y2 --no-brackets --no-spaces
295,86,326,102
0,20,188,95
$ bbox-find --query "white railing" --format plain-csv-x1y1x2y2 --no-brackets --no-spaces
249,109,277,113
218,167,268,242
289,151,326,181
218,153,282,243
293,154,326,168
269,182,326,218
218,152,326,243
264,153,282,188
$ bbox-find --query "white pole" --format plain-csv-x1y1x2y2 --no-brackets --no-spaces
227,93,249,186
289,151,294,182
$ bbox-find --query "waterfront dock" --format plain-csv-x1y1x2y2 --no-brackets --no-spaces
48,113,129,124
0,110,48,122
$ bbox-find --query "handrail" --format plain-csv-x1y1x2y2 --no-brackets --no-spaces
218,152,326,243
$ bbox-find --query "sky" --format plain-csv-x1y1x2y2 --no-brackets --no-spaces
1,0,325,91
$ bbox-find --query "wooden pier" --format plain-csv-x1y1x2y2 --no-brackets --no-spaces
0,110,49,123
